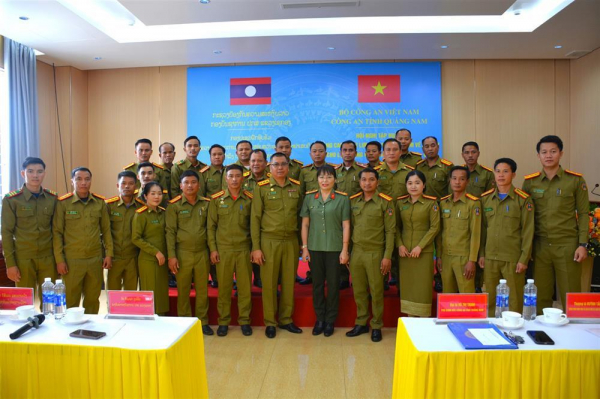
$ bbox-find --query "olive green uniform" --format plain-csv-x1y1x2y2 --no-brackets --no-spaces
374,162,412,199
466,164,495,198
522,168,589,313
251,177,303,327
437,193,482,294
105,195,143,291
1,186,58,303
132,206,169,314
416,157,454,199
288,159,304,181
136,188,169,209
400,151,422,168
300,190,351,323
396,194,440,317
170,158,208,197
208,189,253,326
243,171,269,193
165,194,211,322
335,162,365,197
480,187,534,315
123,162,168,190
53,192,113,314
300,163,334,195
161,163,173,199
201,165,226,197
349,192,395,329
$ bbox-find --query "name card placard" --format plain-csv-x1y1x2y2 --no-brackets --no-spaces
437,293,488,320
0,287,34,310
565,293,600,319
107,291,155,317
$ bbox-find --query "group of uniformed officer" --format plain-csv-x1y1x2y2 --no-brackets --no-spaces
1,131,590,340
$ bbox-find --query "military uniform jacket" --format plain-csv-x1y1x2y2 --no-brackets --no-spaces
161,163,172,198
416,157,454,199
132,206,167,260
395,194,440,253
251,177,303,250
349,192,396,259
288,159,303,181
335,162,365,197
375,162,413,199
437,193,482,261
53,192,113,263
105,195,143,260
170,158,208,197
1,185,57,267
299,163,338,194
201,165,226,197
466,164,495,198
243,171,270,193
207,189,253,252
165,194,210,257
522,167,589,245
480,186,534,264
400,151,422,168
136,187,169,209
300,190,351,252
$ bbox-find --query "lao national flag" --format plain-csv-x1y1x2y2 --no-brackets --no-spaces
357,75,400,103
230,77,271,105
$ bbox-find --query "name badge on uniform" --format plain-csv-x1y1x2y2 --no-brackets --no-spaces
402,205,410,210
21,206,32,211
220,204,229,208
484,207,493,212
443,209,451,214
532,188,544,194
180,210,190,214
112,212,122,217
151,220,159,224
66,211,78,215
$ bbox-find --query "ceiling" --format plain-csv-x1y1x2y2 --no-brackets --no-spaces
0,0,599,70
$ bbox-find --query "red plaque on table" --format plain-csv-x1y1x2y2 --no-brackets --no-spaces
437,293,488,320
565,293,600,319
107,290,155,317
0,287,34,310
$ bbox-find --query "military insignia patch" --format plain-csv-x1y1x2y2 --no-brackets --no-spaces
475,207,480,216
582,183,587,191
433,205,438,212
527,203,533,211
387,208,393,216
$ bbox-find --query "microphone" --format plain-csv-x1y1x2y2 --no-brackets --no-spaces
9,314,46,340
591,183,600,197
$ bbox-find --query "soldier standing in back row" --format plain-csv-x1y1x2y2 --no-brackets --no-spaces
202,144,227,197
395,128,423,168
522,135,589,314
158,142,176,199
171,136,207,198
274,136,303,180
123,138,167,190
416,136,453,199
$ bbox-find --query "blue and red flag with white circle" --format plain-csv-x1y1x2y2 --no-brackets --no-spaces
230,77,271,105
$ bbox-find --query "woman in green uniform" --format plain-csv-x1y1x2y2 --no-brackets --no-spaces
397,170,440,317
132,182,169,315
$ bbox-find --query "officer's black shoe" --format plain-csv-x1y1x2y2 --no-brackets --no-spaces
299,277,312,285
279,323,303,334
168,278,177,288
312,321,325,336
371,329,382,342
217,325,228,337
434,280,443,293
389,277,398,286
346,325,369,337
253,278,263,288
209,280,219,289
475,287,483,294
295,275,302,283
339,281,350,290
323,323,334,337
265,326,276,338
384,280,390,291
202,325,214,336
241,325,253,336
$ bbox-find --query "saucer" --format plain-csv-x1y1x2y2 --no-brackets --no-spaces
493,318,525,330
61,316,90,326
535,316,569,327
9,314,33,323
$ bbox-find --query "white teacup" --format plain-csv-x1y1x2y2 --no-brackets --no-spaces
65,307,85,323
502,311,522,327
16,305,35,320
543,308,567,323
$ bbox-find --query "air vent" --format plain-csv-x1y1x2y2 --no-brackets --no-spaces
281,1,360,10
565,50,591,59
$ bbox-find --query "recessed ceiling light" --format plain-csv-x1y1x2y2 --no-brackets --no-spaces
199,0,210,3
19,16,29,21
213,50,222,54
327,47,335,51
441,45,448,49
554,45,563,49
94,56,102,60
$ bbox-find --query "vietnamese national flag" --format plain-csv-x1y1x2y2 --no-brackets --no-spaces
230,77,271,105
357,75,400,103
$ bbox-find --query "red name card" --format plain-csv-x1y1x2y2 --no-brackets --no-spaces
107,290,155,316
437,293,488,319
565,293,600,319
0,287,34,310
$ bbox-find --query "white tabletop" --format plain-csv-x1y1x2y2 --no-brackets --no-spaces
0,314,198,350
401,317,600,352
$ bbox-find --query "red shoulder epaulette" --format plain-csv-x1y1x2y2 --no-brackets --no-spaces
302,163,313,169
123,162,135,170
258,180,270,187
169,195,182,203
211,191,225,199
481,165,493,173
136,206,148,213
565,170,583,177
135,198,145,205
524,172,541,180
397,194,410,200
158,206,166,211
410,151,422,157
514,189,530,199
289,178,300,185
335,190,348,196
405,164,415,170
92,193,105,200
329,163,341,170
378,193,393,201
200,196,211,202
466,193,479,201
199,165,210,173
440,194,452,201
481,189,495,197
441,158,453,167
374,165,382,171
243,170,251,177
243,190,253,199
305,189,318,195
355,162,367,168
43,188,57,196
350,192,363,200
293,159,304,166
105,196,120,204
152,162,165,170
4,189,23,199
416,159,426,166
423,195,438,201
58,192,74,201
162,189,168,195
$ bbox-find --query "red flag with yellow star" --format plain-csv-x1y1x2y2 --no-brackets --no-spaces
357,75,400,103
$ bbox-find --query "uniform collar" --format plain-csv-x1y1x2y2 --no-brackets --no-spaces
72,192,97,204
250,171,268,181
269,176,292,188
493,186,516,200
359,192,380,203
380,161,408,172
21,185,46,200
540,166,564,181
209,165,224,174
314,190,336,201
181,193,203,205
183,158,201,169
117,196,138,207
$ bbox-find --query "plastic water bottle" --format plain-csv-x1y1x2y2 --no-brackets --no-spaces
523,279,537,321
41,278,55,315
494,279,509,318
54,279,66,320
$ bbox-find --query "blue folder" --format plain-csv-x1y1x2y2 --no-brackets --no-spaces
447,323,518,350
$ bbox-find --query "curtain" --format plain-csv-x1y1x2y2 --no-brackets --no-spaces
4,37,39,190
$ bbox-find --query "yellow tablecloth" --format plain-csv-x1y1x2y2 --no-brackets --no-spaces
392,319,600,399
0,320,208,399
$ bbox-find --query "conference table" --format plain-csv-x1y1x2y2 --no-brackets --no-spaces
393,317,600,399
0,313,208,399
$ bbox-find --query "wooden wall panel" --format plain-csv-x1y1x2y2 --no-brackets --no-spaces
159,66,187,151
